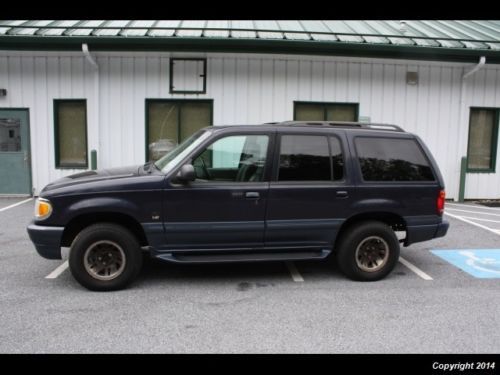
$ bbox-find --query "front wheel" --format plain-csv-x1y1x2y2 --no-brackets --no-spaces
335,221,400,281
69,223,143,291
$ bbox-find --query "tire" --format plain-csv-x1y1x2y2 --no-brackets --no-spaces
69,223,143,291
335,220,400,281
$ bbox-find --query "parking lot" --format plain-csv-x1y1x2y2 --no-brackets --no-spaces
1,197,500,353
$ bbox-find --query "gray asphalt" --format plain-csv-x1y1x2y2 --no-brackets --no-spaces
1,198,499,353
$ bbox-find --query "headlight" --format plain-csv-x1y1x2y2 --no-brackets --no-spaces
34,198,53,220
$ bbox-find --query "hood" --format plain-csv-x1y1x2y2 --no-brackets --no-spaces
41,165,142,193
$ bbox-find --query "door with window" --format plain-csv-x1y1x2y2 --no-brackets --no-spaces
146,100,212,162
163,132,272,250
265,132,351,249
0,109,31,195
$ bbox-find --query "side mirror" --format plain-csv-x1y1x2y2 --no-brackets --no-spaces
176,164,196,183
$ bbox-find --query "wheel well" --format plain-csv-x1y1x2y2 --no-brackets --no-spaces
61,212,149,247
334,212,406,249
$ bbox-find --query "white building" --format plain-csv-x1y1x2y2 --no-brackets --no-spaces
1,20,500,200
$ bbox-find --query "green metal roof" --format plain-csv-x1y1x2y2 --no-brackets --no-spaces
1,20,500,63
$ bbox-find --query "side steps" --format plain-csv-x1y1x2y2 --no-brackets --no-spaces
154,249,331,264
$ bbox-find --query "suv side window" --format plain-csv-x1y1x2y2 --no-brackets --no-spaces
192,134,269,182
355,137,435,181
278,135,332,181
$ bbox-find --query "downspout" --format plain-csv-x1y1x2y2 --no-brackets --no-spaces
457,56,486,201
82,43,99,170
463,56,486,80
82,43,98,69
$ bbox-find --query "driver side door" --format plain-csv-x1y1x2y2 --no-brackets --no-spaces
163,131,273,250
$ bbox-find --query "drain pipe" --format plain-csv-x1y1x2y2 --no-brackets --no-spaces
457,56,486,202
82,43,98,70
82,43,99,170
463,56,486,79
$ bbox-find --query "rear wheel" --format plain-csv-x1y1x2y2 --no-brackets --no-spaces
69,223,143,291
336,221,400,281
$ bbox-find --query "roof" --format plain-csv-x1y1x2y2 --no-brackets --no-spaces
1,20,500,63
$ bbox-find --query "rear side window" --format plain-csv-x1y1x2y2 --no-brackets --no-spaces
355,137,435,181
278,135,344,181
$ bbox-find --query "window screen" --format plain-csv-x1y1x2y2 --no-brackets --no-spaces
467,108,499,171
355,137,434,181
278,135,331,181
295,102,358,122
55,100,87,168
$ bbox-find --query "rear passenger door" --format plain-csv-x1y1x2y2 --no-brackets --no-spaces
264,131,353,249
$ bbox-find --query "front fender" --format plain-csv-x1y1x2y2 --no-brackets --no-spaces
63,196,142,222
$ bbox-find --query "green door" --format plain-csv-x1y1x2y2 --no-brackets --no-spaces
0,109,32,195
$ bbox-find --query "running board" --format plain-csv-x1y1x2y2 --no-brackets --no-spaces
154,249,331,264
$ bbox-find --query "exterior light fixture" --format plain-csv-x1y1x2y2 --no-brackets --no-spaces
406,72,418,85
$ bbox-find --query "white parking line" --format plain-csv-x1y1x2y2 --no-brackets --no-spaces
45,261,69,279
398,257,433,280
0,197,33,212
458,215,500,223
285,261,304,282
445,208,500,217
445,212,500,236
447,202,500,211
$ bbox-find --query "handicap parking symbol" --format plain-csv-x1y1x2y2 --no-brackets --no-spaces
431,249,500,278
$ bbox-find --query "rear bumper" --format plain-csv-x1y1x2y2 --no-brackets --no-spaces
26,221,64,259
405,220,449,246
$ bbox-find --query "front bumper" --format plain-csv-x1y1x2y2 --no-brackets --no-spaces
26,221,64,259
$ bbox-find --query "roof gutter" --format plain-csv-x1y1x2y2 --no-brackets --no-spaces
2,36,500,64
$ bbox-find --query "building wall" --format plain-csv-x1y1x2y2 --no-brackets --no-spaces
1,51,500,199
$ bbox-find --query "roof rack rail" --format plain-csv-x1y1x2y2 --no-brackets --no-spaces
265,121,404,132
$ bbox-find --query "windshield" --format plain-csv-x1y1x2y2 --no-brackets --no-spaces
154,129,211,174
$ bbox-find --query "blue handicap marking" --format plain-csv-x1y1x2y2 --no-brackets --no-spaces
431,249,500,278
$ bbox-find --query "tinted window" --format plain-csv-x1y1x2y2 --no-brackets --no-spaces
355,137,434,181
330,137,344,181
279,135,330,181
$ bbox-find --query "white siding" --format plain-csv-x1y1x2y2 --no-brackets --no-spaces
1,51,500,199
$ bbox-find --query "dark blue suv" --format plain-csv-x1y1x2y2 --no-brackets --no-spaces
27,122,449,291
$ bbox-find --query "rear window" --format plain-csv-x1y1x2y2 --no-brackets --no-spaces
355,137,435,181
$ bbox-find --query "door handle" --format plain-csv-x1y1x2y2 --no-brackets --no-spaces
336,190,349,198
245,192,260,199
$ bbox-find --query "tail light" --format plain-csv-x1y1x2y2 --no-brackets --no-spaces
437,190,445,215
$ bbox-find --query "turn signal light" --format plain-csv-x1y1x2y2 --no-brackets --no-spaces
35,198,53,220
